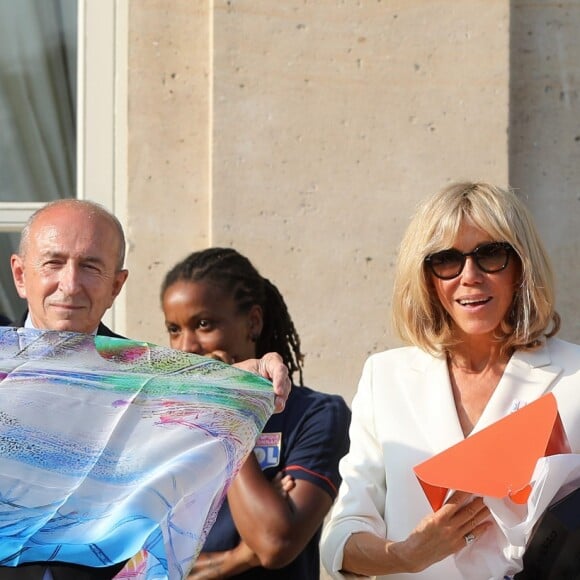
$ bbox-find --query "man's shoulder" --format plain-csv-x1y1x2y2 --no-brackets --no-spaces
8,310,125,339
9,310,26,327
96,323,125,339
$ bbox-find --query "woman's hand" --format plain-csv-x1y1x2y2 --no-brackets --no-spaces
394,491,492,572
228,453,333,569
206,350,291,414
271,472,296,499
232,352,291,413
206,350,234,364
187,471,297,578
343,491,493,576
187,543,259,579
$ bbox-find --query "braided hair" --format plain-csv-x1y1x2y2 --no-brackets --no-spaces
161,248,304,385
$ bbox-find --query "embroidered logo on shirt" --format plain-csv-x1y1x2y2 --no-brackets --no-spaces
510,399,526,413
254,432,282,469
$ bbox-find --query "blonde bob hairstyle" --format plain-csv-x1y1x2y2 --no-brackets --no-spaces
392,182,560,356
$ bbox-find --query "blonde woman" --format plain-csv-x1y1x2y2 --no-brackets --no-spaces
321,182,580,579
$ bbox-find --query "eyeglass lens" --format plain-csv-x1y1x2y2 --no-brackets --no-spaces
427,243,511,279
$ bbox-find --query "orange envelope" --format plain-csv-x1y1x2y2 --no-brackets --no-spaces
413,393,571,511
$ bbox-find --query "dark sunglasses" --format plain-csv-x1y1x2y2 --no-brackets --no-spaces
425,242,514,280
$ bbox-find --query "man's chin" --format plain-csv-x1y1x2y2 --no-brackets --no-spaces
44,318,95,334
59,326,93,334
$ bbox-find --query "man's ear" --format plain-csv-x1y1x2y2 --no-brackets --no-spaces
10,254,27,299
111,269,129,299
248,304,264,339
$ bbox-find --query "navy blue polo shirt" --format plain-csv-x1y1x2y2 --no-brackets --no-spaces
201,385,351,579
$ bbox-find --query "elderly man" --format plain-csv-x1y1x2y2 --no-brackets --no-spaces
3,199,290,580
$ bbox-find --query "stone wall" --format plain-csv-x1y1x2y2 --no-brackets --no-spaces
125,0,511,403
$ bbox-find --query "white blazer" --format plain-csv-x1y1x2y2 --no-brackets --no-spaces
321,337,580,580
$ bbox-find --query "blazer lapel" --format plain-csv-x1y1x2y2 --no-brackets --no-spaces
406,343,562,452
473,344,562,433
404,350,466,453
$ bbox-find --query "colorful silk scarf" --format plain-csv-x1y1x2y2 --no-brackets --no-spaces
0,328,274,579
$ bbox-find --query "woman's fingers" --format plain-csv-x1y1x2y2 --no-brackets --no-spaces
464,519,493,543
433,492,493,552
450,495,492,550
401,492,496,571
457,499,490,530
444,492,489,523
206,350,234,364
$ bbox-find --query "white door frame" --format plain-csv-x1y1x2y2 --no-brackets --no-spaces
0,0,129,332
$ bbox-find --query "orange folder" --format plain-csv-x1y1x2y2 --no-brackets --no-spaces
413,393,571,512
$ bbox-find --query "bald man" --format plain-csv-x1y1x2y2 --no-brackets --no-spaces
11,199,127,337
3,199,290,580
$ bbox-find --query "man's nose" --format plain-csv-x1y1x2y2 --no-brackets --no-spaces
58,263,82,294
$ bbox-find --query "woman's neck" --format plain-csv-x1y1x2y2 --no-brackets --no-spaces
447,336,509,373
447,344,511,437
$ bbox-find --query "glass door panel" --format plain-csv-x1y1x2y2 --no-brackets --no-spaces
0,0,77,318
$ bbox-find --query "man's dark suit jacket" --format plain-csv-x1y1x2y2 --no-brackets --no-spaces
0,312,127,579
11,311,124,339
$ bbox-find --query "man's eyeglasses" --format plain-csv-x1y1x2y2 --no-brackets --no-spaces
425,242,514,280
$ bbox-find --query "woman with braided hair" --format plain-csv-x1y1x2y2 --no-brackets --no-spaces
160,247,351,579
